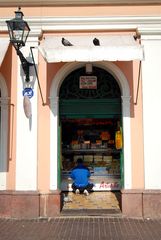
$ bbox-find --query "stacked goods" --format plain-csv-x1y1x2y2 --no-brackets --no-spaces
73,155,84,162
108,159,120,174
84,155,93,163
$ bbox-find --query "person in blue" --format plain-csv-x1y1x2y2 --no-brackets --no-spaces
71,158,93,196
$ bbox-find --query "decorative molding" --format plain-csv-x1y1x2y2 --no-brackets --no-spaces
121,96,131,104
26,16,161,35
49,97,59,115
121,96,131,117
49,97,59,106
1,15,161,36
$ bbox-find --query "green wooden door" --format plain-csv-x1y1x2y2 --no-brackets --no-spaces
59,98,121,119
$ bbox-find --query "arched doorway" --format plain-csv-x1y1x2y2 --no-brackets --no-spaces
59,66,122,189
58,66,124,212
49,62,131,195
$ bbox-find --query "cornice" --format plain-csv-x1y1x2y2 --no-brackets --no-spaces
0,0,161,6
1,15,161,36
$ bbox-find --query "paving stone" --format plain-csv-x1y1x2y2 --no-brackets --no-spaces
1,217,161,240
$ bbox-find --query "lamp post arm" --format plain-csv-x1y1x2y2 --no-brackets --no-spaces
16,49,34,82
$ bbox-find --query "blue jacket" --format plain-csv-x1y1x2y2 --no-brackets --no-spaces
71,164,90,187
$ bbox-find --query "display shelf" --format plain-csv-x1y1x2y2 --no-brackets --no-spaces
61,174,121,191
61,171,120,178
62,148,121,174
62,148,121,155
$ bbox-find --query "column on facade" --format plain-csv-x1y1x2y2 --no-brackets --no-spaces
49,96,59,190
15,37,39,191
141,34,161,190
121,95,132,189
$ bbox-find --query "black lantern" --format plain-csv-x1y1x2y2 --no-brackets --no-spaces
6,8,45,105
6,8,33,82
6,7,30,51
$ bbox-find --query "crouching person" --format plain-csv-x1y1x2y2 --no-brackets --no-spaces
71,158,93,196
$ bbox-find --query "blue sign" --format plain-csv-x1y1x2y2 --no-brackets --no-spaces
22,88,34,99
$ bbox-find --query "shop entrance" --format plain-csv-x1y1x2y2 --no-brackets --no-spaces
59,66,123,212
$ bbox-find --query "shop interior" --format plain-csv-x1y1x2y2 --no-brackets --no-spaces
61,118,122,192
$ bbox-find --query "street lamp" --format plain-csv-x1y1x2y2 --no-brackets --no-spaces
6,7,33,82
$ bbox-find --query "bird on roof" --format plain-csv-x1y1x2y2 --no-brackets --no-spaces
93,38,100,46
133,34,141,41
62,37,73,46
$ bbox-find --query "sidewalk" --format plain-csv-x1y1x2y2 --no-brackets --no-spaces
0,217,161,240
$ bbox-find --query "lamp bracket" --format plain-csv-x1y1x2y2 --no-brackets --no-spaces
16,49,34,82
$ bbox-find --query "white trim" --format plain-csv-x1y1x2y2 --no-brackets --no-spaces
1,15,161,35
0,73,9,190
49,96,59,190
27,16,161,34
121,96,131,189
50,62,131,190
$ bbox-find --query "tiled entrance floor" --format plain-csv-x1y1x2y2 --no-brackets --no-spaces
61,191,121,215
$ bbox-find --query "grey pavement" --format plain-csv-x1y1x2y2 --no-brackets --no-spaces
0,217,161,240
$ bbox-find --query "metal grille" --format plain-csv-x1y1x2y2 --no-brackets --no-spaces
59,67,121,99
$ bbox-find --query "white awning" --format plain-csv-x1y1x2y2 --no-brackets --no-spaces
38,35,144,63
0,38,9,66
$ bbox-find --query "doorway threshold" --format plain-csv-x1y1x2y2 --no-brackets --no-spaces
61,208,122,217
61,191,121,216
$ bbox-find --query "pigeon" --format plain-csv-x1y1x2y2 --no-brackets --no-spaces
93,38,100,46
133,34,141,41
62,37,73,46
133,35,137,41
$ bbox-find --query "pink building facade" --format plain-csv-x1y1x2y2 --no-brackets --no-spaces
0,0,161,218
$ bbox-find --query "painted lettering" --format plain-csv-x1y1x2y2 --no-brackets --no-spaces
99,181,120,189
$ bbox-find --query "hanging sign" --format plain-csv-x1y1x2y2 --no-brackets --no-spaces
22,87,34,99
79,76,97,89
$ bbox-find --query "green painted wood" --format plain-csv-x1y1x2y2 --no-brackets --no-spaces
120,150,124,188
60,99,121,119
